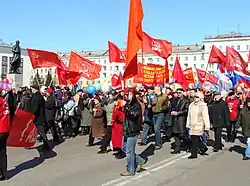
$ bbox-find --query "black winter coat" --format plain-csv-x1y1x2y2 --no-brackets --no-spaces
31,92,46,125
45,95,56,122
123,99,142,137
210,99,230,128
171,97,189,134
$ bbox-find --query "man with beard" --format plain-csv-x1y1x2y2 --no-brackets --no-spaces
30,85,52,151
170,88,189,154
121,88,145,176
210,92,230,152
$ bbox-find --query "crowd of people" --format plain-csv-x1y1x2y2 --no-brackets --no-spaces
0,83,250,180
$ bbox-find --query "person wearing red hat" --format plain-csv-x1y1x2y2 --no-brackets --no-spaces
0,89,11,180
120,88,146,176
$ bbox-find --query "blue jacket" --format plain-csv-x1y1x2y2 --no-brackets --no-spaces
144,94,156,123
55,89,63,107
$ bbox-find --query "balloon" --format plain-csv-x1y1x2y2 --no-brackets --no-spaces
6,84,12,92
2,78,9,84
101,82,111,92
0,81,3,89
86,86,96,95
2,83,8,90
93,83,101,91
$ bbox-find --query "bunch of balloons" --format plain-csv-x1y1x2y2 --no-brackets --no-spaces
86,85,96,95
0,78,12,92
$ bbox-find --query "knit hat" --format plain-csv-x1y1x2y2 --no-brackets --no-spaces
45,88,54,94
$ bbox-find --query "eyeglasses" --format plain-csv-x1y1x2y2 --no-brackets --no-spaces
177,92,182,94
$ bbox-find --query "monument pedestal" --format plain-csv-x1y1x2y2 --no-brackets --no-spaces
7,73,23,90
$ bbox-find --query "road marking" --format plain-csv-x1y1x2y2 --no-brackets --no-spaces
101,153,188,186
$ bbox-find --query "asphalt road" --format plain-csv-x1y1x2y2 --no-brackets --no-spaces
2,133,250,186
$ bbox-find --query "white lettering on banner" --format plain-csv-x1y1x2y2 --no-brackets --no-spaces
120,53,125,60
152,40,161,53
25,127,37,143
20,119,33,142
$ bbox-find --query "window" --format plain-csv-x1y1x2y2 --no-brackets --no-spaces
45,69,48,73
209,64,212,68
115,65,119,71
237,45,240,50
157,58,160,62
148,58,153,63
193,56,196,61
104,60,106,64
193,64,196,68
170,57,173,61
185,56,188,61
231,46,234,49
169,63,173,68
177,57,180,61
1,56,8,75
98,60,100,63
110,66,112,71
41,69,43,73
103,73,106,78
86,81,89,85
201,55,204,60
103,66,106,71
97,80,100,84
184,63,188,68
247,45,249,50
201,64,205,68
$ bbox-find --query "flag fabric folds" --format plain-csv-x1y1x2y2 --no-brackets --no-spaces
68,51,101,80
142,32,172,59
196,68,219,84
172,56,189,90
225,46,247,74
123,0,144,79
27,48,67,69
56,66,82,85
7,109,37,147
208,45,226,65
108,41,126,63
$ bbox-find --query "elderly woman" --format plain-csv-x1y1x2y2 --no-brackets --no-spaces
88,95,105,146
186,92,210,159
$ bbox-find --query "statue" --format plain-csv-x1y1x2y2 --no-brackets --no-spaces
9,40,21,74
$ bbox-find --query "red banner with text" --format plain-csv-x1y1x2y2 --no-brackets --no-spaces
7,109,37,147
133,63,165,84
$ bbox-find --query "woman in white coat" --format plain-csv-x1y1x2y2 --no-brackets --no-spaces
186,92,210,159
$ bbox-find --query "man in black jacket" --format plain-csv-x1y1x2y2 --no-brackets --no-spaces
170,88,190,154
210,92,230,152
30,85,52,151
121,88,145,176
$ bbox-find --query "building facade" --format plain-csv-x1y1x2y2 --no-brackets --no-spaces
1,32,249,87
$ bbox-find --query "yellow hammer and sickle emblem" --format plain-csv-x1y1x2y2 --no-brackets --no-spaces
31,52,39,59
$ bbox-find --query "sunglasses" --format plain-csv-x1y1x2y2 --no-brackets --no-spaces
177,92,182,94
194,96,200,98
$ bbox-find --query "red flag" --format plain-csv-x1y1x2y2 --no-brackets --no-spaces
183,67,195,84
196,68,218,84
0,97,10,133
208,45,226,64
27,48,66,69
7,109,37,147
143,32,172,59
172,56,188,90
225,46,247,74
68,51,101,80
123,0,144,79
56,66,81,85
108,41,126,63
111,73,122,90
